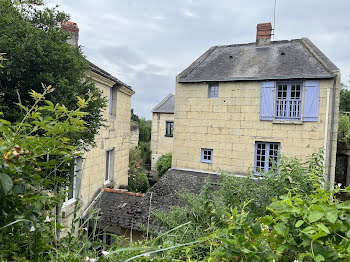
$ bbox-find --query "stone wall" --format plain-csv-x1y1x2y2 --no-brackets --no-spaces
60,70,133,234
151,112,174,170
172,77,340,183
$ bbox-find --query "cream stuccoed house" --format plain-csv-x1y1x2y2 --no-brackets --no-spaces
151,94,175,170
172,23,340,184
59,21,135,234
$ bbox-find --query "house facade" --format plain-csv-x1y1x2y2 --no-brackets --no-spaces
151,94,175,170
172,23,340,184
60,21,135,234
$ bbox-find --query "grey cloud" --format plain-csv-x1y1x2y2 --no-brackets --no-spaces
56,0,350,119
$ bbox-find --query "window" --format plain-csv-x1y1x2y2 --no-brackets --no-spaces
255,142,280,174
165,121,174,137
63,157,80,206
109,87,117,116
201,148,213,163
275,82,302,120
105,149,114,183
260,81,320,122
109,87,113,115
208,83,219,98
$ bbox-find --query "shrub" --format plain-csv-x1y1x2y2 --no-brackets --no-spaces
0,86,91,260
128,147,149,193
128,170,150,193
221,152,324,217
155,153,172,177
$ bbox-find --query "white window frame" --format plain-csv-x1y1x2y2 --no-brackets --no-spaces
275,82,303,120
254,142,280,175
105,149,114,184
201,148,213,163
63,158,79,207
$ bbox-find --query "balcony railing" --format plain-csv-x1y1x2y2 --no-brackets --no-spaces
275,100,301,120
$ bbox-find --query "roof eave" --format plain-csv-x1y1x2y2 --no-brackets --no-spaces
178,74,336,83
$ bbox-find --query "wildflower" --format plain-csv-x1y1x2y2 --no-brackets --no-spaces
102,250,109,256
44,216,51,222
30,226,35,232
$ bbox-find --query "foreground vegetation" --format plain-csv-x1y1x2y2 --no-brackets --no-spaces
2,94,350,261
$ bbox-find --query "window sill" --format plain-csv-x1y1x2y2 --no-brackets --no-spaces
62,198,77,218
272,120,303,125
165,134,173,137
62,198,76,209
104,180,114,187
201,161,213,164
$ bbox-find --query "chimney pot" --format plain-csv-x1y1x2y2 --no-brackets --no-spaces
256,22,272,46
61,21,79,47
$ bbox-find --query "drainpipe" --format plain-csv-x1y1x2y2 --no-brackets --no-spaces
323,88,330,177
327,74,338,184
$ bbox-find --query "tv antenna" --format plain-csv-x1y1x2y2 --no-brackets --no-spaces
273,0,277,39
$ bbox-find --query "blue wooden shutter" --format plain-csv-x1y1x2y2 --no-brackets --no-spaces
260,81,275,120
303,80,320,122
109,87,113,115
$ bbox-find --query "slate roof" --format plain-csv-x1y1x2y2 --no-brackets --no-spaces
152,94,175,113
88,61,133,91
178,38,339,83
97,169,219,232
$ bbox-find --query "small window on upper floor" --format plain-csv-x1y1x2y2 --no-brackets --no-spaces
208,83,219,98
109,87,117,116
201,148,213,163
165,121,174,137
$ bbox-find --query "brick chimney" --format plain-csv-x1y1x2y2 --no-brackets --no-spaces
256,23,272,46
61,21,79,47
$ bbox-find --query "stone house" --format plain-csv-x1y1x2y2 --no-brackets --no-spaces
172,23,341,184
59,21,135,234
151,94,175,170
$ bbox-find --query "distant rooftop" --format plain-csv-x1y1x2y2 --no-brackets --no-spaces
178,38,339,83
97,169,219,232
152,94,175,113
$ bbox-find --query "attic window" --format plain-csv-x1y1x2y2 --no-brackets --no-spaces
280,52,285,56
229,55,233,59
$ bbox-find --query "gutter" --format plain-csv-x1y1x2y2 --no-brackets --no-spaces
327,74,338,184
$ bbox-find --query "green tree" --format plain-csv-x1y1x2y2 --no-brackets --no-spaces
339,82,350,113
0,86,91,260
0,0,106,150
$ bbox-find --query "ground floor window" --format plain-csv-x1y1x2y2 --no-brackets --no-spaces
105,149,114,183
63,157,81,206
254,142,280,174
201,148,213,163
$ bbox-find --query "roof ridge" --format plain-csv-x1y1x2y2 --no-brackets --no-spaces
152,93,173,112
214,38,302,48
300,38,333,74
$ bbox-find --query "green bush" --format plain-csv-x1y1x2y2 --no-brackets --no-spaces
128,170,150,193
221,152,324,217
128,147,149,193
0,86,92,260
155,153,172,177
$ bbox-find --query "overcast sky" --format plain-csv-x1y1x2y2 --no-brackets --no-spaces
52,0,350,119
